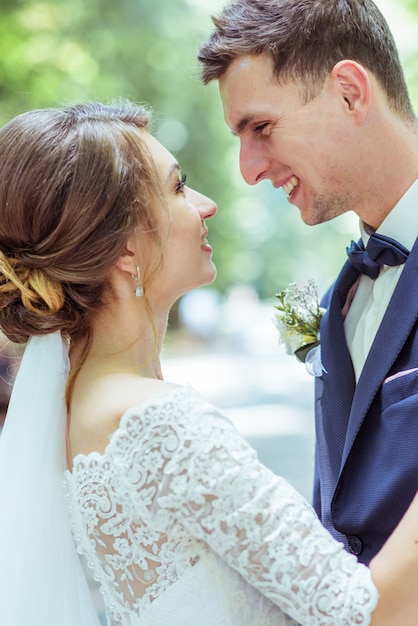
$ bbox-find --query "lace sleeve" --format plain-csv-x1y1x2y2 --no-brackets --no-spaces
108,386,378,626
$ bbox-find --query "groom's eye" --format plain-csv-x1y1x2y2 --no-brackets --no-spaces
254,122,270,135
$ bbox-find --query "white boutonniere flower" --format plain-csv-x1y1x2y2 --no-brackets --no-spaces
273,279,326,376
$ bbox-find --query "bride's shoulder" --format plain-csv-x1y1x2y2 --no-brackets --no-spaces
69,374,184,459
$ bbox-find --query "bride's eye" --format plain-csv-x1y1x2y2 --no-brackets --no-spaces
175,173,187,194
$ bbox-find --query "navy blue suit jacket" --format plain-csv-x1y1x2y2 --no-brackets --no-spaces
314,236,418,564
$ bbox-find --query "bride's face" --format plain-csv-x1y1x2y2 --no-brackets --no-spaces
141,132,218,305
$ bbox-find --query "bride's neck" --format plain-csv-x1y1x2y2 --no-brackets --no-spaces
73,307,168,381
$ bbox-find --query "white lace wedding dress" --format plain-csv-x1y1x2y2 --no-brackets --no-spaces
64,386,378,626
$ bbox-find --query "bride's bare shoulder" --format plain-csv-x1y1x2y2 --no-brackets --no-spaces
69,373,181,459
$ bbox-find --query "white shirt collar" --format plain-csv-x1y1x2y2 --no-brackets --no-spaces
360,178,418,249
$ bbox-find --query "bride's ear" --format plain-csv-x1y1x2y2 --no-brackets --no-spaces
115,234,138,275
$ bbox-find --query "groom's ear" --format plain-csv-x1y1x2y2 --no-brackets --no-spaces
331,60,371,121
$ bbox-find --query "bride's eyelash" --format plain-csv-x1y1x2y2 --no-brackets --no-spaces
175,173,187,193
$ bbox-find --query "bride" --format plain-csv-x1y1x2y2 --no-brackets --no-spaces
0,100,417,626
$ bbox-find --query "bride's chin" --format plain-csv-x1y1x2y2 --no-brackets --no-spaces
208,260,217,279
201,267,217,287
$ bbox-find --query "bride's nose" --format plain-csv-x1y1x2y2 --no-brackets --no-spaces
189,188,218,220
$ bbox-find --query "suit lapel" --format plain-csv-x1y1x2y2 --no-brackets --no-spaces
342,237,418,465
320,262,358,459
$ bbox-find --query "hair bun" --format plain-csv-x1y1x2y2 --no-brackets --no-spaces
0,251,64,316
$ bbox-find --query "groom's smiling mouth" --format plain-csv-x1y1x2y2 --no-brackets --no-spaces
282,176,299,197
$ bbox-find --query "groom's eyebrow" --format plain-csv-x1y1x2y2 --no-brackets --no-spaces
232,115,253,136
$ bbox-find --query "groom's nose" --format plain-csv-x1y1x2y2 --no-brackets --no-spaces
239,140,271,186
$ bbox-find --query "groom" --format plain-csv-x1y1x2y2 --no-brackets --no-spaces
198,0,418,564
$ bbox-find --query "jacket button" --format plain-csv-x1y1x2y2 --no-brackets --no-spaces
347,535,363,555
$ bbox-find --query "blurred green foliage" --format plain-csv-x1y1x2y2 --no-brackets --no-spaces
0,0,417,300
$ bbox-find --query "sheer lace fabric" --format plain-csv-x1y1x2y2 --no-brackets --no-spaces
64,386,378,626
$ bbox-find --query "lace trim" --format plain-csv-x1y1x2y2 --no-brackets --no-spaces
65,385,378,625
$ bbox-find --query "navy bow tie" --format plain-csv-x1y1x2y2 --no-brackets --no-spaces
346,232,409,279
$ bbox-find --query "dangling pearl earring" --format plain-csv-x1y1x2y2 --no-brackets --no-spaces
132,266,144,297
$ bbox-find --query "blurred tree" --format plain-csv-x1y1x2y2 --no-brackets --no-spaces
0,0,416,303
0,0,242,296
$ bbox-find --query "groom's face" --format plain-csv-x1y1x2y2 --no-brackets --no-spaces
219,53,356,226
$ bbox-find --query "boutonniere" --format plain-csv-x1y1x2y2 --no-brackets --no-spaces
273,279,326,375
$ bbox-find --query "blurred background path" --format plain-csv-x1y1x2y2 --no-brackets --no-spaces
163,296,316,501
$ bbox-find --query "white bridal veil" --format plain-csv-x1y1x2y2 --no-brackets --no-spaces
0,332,100,626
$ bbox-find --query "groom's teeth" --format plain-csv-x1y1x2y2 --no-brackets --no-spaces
283,176,300,196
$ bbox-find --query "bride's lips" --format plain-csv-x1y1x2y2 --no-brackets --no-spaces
201,230,212,251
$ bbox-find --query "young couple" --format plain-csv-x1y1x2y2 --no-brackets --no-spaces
1,1,418,624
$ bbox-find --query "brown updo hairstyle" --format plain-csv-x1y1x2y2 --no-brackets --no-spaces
0,100,165,400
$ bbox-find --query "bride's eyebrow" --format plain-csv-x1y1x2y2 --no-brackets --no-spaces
166,162,180,182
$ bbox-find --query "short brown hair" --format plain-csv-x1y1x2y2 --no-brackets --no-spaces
198,0,415,119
